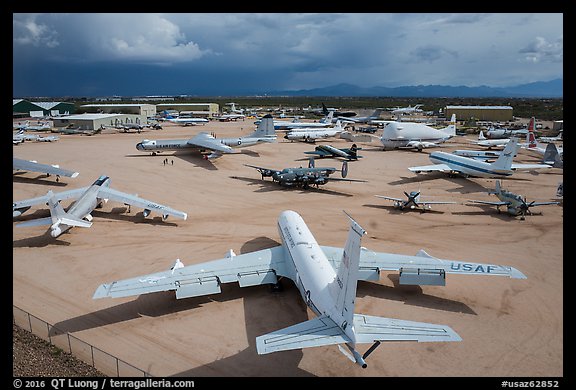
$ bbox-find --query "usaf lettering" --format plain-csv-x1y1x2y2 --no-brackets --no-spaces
450,263,497,273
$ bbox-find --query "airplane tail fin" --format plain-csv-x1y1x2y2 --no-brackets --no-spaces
543,143,563,168
526,117,538,148
328,212,366,335
371,108,383,119
489,180,502,195
248,114,276,139
441,114,457,136
478,130,487,140
490,137,518,171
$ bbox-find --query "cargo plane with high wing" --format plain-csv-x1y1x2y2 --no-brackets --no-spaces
93,210,526,368
13,175,187,237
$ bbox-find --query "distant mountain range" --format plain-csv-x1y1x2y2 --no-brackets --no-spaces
267,78,563,98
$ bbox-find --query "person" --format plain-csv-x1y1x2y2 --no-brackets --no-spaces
171,159,174,165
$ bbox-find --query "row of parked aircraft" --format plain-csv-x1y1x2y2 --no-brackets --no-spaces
13,106,560,368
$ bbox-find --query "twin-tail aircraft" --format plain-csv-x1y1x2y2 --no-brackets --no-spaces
93,210,526,368
244,158,365,189
13,175,187,237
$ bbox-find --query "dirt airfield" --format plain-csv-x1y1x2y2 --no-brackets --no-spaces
13,119,563,377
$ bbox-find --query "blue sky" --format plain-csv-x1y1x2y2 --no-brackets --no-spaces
13,13,563,97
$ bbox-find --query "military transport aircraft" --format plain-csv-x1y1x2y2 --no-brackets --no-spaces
374,190,456,212
467,180,560,220
93,210,526,368
13,175,187,237
244,159,365,189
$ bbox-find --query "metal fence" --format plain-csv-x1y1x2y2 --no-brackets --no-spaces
13,305,150,377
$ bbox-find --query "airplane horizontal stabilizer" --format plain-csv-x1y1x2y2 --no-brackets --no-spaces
256,315,351,355
353,313,461,343
60,216,92,228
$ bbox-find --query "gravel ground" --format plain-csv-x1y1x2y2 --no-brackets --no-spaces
13,324,106,377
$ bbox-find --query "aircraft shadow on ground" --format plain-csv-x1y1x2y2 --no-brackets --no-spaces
12,173,70,187
124,152,218,170
229,176,354,197
451,205,543,221
356,278,476,315
12,229,72,248
362,203,447,215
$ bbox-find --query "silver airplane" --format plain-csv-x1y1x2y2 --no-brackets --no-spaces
467,180,560,220
375,190,456,212
93,210,526,368
136,114,276,160
13,175,187,237
13,157,79,182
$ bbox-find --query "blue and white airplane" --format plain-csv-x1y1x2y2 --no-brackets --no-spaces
408,137,551,178
94,210,525,368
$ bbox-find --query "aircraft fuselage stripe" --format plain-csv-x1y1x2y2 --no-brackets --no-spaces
431,153,512,177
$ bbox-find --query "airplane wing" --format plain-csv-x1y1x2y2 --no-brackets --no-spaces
320,246,526,280
186,132,235,154
408,163,452,173
468,200,510,206
13,158,79,178
529,201,561,207
304,150,331,157
418,200,457,205
93,246,289,300
511,163,552,171
13,187,89,217
374,195,404,202
95,187,188,220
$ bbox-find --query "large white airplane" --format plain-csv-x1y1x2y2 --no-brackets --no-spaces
379,114,457,151
284,120,345,142
160,111,209,126
93,210,526,368
408,137,551,178
272,111,335,130
389,104,424,116
136,114,276,160
13,157,79,181
13,175,187,237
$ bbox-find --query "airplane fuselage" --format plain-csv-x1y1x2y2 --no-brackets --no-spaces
380,122,452,150
429,152,513,178
52,176,111,236
136,137,271,153
276,211,344,326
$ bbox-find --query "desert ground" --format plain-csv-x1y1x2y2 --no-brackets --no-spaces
13,118,563,378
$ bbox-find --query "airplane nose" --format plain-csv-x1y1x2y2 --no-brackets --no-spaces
136,142,143,150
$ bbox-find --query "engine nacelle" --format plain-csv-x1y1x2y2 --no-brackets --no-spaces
51,226,62,237
162,214,168,221
143,209,151,217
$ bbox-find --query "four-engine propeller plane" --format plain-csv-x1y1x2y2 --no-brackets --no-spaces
93,210,526,368
244,159,366,189
13,175,187,237
467,180,560,220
